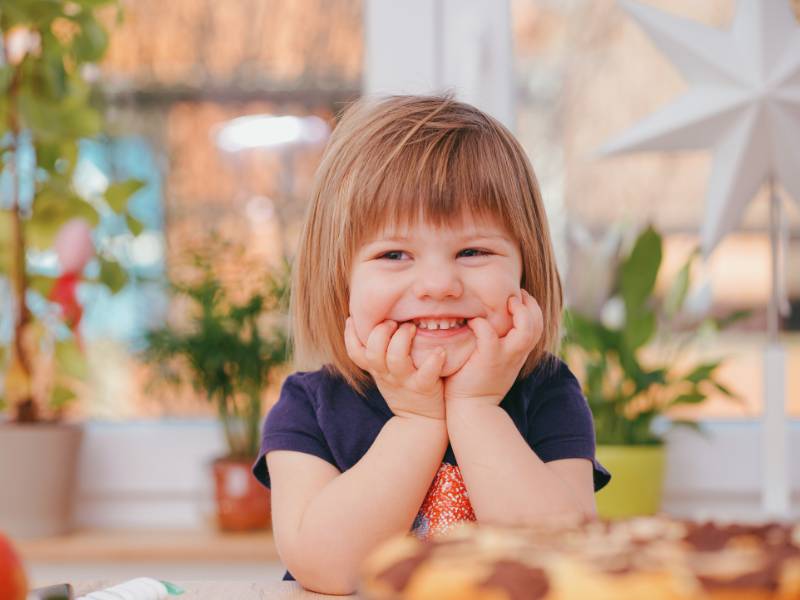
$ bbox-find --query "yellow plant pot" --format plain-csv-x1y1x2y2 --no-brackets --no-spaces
595,444,666,519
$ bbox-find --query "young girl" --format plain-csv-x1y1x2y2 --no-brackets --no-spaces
252,94,610,594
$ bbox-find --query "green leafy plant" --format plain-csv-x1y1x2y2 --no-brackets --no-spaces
561,225,748,445
1,1,145,422
142,248,291,460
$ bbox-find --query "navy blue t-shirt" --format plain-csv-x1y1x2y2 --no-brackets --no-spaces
252,356,610,581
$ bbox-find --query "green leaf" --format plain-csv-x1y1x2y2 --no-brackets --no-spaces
563,310,613,353
105,179,146,213
623,309,656,350
663,250,696,318
99,257,127,293
669,419,709,439
685,362,720,384
27,189,99,249
26,217,63,251
714,309,751,330
50,384,77,409
41,31,69,99
36,140,79,175
670,392,707,406
55,338,89,380
71,198,101,227
615,344,649,390
125,212,145,236
0,212,12,274
29,274,56,297
74,0,119,9
19,85,102,143
0,97,8,137
711,380,737,398
0,66,13,95
18,2,63,26
620,225,662,314
626,409,661,444
72,13,109,63
710,380,747,407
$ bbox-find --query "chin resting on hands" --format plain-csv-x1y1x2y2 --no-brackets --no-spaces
443,289,544,409
344,317,448,421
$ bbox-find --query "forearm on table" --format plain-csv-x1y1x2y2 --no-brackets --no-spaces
447,403,588,525
291,415,448,594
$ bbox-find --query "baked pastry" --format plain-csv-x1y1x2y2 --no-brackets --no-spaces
358,516,800,600
680,521,800,599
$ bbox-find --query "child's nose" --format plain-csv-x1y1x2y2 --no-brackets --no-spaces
412,265,463,299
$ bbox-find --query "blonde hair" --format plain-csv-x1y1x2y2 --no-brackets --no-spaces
291,94,562,395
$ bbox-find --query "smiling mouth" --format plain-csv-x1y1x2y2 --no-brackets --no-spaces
407,317,468,331
404,320,471,338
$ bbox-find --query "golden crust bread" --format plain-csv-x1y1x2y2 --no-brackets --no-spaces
358,516,800,600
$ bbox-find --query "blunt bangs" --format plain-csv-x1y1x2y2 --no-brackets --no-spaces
345,117,529,254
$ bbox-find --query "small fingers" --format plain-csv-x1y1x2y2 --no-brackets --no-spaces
504,290,543,354
414,346,447,384
466,316,499,354
364,320,398,373
385,322,417,375
525,290,545,340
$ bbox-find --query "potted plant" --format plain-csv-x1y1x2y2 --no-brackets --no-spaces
141,241,291,531
0,1,144,537
561,225,747,518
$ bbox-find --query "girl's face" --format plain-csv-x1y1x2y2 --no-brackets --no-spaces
349,213,523,377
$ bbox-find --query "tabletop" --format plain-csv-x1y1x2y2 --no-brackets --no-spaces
74,581,356,599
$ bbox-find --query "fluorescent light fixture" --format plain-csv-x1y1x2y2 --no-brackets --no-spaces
215,114,330,152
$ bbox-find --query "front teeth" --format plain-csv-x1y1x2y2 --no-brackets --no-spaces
414,318,466,330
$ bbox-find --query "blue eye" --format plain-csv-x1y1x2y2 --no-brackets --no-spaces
376,248,491,260
458,248,491,258
379,250,407,260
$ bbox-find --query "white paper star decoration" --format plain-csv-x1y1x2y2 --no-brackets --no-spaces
599,0,800,256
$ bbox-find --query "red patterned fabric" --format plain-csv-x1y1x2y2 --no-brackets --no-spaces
412,462,476,539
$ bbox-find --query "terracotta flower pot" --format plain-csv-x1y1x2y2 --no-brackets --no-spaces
211,457,271,531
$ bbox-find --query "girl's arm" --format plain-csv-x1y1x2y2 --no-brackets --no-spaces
267,414,448,595
446,402,596,525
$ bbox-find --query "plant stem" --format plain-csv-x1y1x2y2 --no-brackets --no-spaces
3,36,35,422
214,392,236,459
246,386,261,459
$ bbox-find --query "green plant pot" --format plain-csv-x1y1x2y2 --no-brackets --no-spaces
595,444,666,519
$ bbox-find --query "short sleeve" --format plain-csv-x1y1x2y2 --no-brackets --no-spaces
526,363,611,492
251,374,337,489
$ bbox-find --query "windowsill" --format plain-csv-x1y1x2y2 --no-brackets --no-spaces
17,528,279,563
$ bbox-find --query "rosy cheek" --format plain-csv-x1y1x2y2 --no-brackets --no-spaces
349,296,376,345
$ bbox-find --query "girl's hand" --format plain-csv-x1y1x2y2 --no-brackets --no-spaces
443,289,544,410
344,317,448,421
